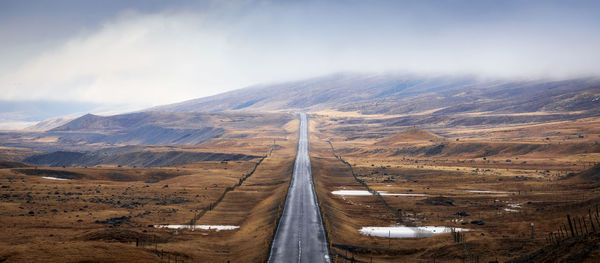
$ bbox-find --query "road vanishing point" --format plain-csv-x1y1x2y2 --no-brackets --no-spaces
268,113,330,263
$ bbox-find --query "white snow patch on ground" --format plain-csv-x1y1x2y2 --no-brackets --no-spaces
154,225,239,231
332,190,428,197
504,202,521,212
466,190,514,194
359,226,468,238
41,176,70,181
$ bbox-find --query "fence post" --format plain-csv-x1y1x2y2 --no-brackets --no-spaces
557,227,562,240
589,208,596,233
575,217,580,236
567,215,575,237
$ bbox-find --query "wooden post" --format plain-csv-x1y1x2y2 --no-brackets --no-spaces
574,217,580,237
557,227,562,240
567,215,575,237
589,208,597,233
580,217,587,235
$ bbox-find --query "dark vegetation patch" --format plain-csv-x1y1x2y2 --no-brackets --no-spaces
24,150,260,167
507,233,600,263
84,229,166,243
424,144,445,156
0,161,29,169
574,164,600,182
95,216,131,227
421,196,456,206
333,243,424,256
390,142,600,158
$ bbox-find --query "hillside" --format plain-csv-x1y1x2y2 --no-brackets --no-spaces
377,128,444,145
25,116,77,131
1,73,599,155
23,147,260,167
0,111,294,152
153,73,600,120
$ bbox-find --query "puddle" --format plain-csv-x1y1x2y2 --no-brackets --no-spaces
332,190,428,197
466,190,514,194
154,225,239,231
41,176,70,181
359,226,468,238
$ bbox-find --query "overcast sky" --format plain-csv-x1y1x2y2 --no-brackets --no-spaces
1,0,600,127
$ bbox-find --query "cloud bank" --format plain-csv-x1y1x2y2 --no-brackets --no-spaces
1,0,600,106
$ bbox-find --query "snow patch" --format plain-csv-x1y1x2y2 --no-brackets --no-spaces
41,176,70,181
359,226,468,238
466,190,514,194
154,225,239,231
332,190,428,197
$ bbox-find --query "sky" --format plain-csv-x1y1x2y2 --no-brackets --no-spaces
1,0,600,128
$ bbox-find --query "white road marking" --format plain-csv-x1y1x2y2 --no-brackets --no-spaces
298,240,302,263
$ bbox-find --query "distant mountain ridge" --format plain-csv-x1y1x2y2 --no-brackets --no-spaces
39,73,599,150
25,116,77,131
152,73,600,116
0,111,293,152
2,73,599,156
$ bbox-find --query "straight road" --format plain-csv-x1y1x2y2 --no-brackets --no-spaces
268,113,330,263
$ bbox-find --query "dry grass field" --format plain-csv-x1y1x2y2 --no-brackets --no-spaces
0,117,299,262
309,112,600,262
1,108,599,262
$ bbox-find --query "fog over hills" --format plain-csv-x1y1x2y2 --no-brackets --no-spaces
1,72,599,166
153,73,600,116
26,73,600,136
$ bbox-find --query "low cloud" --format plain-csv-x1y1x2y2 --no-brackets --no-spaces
1,1,599,106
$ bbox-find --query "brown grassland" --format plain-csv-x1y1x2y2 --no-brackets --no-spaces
0,118,299,262
309,112,600,262
1,109,600,262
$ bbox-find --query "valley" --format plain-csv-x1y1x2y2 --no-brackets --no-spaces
0,74,599,262
3,1,600,261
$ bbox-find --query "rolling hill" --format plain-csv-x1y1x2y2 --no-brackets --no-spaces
1,73,599,164
0,111,294,153
153,73,600,118
377,128,444,145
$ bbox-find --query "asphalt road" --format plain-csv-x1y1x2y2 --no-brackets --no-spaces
268,113,330,263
